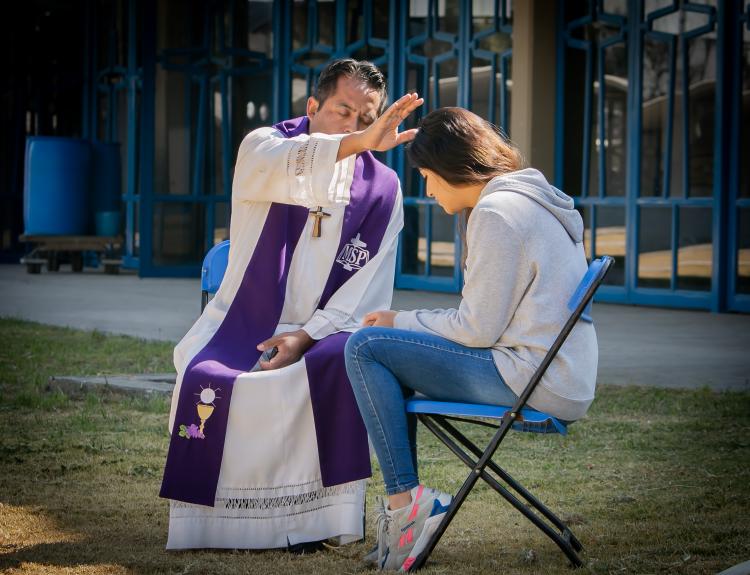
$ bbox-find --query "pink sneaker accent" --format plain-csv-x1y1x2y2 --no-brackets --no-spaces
406,528,413,543
402,557,416,571
408,486,424,521
399,534,406,548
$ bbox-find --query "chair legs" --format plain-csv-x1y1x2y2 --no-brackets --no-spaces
435,415,583,553
407,414,583,572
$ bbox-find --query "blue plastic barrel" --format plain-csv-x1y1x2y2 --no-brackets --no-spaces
24,137,91,236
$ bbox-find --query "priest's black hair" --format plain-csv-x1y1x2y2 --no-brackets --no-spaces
315,58,388,115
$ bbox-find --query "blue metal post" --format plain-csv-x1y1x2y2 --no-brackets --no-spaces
273,1,290,122
124,0,140,267
139,0,156,277
625,0,642,300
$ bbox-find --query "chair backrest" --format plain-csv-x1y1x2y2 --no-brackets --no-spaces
201,240,230,294
514,256,614,411
566,256,611,323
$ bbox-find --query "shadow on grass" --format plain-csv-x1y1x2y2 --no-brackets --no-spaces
0,486,359,575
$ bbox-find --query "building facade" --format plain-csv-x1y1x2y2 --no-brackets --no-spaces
2,0,749,312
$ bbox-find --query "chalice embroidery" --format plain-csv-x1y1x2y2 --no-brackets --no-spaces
178,384,222,440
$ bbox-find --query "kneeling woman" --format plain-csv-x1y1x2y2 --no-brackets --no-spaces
344,107,598,571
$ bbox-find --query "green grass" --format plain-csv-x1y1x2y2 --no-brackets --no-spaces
0,317,748,574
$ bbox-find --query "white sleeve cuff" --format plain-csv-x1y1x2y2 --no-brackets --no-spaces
393,310,421,332
301,313,337,341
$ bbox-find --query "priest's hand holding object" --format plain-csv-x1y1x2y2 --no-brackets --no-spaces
257,329,315,371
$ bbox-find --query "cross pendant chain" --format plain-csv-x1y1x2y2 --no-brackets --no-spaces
309,206,331,238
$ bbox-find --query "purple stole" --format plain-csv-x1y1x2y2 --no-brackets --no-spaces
160,117,397,507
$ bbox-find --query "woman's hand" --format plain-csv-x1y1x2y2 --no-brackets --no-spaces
363,310,397,328
337,93,424,160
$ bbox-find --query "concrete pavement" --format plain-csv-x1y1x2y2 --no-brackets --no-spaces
1,264,748,391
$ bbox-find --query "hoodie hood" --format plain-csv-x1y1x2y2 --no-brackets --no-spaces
479,168,584,243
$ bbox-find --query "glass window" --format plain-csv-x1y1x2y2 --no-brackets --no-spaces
152,202,205,266
211,86,224,196
677,207,712,291
638,206,672,289
602,43,628,197
317,0,335,48
737,208,750,295
154,68,192,196
131,201,140,257
471,29,512,129
157,0,201,51
596,206,626,285
213,202,230,246
562,11,628,199
640,34,669,198
641,4,717,198
401,204,426,276
430,208,456,277
563,45,587,198
231,73,273,155
740,15,750,199
580,205,591,260
686,33,716,198
235,1,274,60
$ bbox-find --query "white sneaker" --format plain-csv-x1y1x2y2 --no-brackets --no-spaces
372,485,452,571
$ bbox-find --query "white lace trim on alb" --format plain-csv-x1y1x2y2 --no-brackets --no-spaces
170,481,362,520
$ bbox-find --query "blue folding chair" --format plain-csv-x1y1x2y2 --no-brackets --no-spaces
200,240,230,312
404,255,614,571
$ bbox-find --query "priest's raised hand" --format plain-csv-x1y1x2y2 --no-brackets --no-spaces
336,92,424,161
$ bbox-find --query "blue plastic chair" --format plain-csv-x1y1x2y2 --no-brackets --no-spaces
404,256,614,571
200,240,230,312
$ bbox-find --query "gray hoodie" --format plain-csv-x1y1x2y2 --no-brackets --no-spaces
394,168,598,421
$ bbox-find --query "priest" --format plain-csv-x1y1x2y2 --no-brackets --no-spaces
160,59,423,550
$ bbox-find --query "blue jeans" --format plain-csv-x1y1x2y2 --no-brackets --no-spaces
344,327,519,496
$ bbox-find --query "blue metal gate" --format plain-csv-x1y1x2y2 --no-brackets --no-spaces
105,0,511,288
136,0,274,276
394,0,513,292
269,0,512,292
557,0,747,312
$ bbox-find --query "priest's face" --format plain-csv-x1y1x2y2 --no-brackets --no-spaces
306,75,382,135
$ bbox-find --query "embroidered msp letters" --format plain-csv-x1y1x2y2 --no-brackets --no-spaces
336,233,370,271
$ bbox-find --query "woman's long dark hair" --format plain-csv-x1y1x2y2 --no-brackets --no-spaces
406,107,524,270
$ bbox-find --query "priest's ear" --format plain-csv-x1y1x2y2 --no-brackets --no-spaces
306,97,320,118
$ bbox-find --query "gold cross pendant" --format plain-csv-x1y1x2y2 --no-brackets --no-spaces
309,206,331,238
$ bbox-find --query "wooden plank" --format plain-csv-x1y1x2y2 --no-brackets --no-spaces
19,235,123,251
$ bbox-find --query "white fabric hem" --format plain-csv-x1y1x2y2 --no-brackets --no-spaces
166,481,365,550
